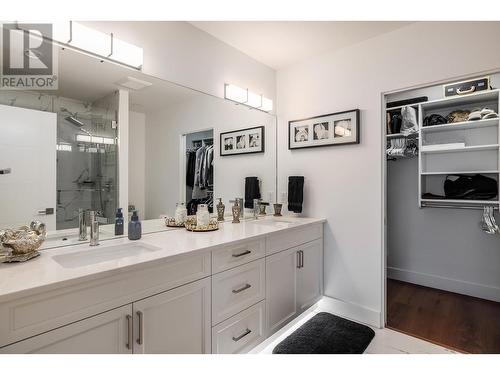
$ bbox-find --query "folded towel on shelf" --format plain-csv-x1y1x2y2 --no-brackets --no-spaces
288,176,304,213
244,177,261,209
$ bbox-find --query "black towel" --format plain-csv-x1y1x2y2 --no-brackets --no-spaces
244,177,261,209
186,151,196,188
288,176,304,213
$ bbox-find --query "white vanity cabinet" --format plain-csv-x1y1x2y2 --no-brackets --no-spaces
132,277,211,354
0,220,324,354
296,239,323,313
266,238,323,335
0,305,133,354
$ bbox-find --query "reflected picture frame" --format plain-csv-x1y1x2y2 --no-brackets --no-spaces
288,109,360,150
220,126,265,156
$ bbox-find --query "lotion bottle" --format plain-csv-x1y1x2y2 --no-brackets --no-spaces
128,211,142,240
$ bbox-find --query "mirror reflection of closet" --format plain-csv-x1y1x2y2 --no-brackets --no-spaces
183,129,215,215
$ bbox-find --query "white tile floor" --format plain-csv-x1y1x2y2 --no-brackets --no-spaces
251,299,456,354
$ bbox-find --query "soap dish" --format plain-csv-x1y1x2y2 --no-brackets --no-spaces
185,216,219,232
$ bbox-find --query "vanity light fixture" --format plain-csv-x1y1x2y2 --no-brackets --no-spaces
21,21,144,69
224,83,273,112
224,84,248,103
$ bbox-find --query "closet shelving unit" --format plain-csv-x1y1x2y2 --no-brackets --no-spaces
386,102,423,140
417,89,500,209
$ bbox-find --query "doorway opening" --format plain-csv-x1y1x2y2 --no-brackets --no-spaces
181,129,214,216
383,72,500,353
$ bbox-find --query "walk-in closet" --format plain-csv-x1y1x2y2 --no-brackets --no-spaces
183,129,214,215
384,74,500,353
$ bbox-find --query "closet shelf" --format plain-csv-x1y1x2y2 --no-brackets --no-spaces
421,118,499,133
421,198,499,205
420,89,500,111
421,170,499,175
421,144,499,154
385,104,420,112
386,132,419,139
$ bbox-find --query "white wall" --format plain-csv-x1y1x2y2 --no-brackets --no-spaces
145,95,276,219
129,111,146,219
83,21,276,105
276,21,500,326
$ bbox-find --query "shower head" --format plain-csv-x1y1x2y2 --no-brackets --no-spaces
65,116,84,127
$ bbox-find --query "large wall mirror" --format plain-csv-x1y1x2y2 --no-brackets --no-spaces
0,47,277,249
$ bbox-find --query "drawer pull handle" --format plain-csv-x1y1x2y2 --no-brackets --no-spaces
232,250,251,258
136,310,144,345
232,328,252,342
232,283,251,294
126,314,133,350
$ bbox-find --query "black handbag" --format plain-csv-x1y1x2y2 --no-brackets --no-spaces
444,174,498,200
423,114,447,127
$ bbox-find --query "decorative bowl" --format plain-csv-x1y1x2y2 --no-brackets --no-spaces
0,221,46,255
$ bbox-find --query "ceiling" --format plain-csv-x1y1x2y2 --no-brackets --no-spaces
190,21,414,70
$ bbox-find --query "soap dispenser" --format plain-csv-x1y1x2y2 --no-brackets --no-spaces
128,211,142,240
115,208,124,235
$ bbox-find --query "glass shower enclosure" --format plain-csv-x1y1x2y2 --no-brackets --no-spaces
55,98,118,230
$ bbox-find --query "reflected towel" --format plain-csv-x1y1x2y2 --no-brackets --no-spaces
244,177,261,209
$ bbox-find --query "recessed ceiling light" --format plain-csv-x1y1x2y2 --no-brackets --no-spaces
115,76,153,90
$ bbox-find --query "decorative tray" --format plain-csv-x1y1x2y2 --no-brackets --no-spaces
165,217,185,228
184,216,219,232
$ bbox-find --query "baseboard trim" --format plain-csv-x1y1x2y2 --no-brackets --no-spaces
317,296,382,328
388,266,500,303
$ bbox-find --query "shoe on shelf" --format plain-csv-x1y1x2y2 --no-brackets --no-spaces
467,107,499,121
467,108,482,121
483,112,499,119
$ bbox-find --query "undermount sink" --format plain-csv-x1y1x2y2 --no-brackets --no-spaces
250,217,298,226
52,242,161,268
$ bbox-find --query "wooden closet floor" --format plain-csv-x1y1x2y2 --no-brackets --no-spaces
386,279,500,353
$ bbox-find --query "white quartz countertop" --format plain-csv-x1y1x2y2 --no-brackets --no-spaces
0,216,325,301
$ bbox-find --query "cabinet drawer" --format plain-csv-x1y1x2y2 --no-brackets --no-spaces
212,239,265,274
212,301,266,354
266,223,323,256
0,251,210,347
212,259,265,325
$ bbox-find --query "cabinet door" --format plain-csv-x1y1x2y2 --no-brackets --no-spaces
297,239,323,312
0,305,132,354
265,247,298,334
133,278,211,354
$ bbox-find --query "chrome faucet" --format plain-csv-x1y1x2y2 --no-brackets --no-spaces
89,211,99,246
78,209,87,241
253,199,262,219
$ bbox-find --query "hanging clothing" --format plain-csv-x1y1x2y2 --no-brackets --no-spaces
200,144,214,188
288,176,304,213
244,177,261,209
192,145,208,199
186,150,196,188
187,142,214,200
